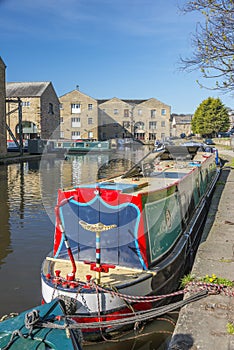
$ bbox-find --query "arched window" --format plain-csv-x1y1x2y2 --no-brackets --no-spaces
16,121,38,139
134,121,144,131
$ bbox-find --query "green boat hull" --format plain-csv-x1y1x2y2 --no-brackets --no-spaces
0,299,82,349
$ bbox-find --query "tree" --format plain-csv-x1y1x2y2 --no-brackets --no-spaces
180,0,234,93
192,97,230,136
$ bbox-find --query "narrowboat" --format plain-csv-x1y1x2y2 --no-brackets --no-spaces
0,299,82,349
7,140,28,152
52,139,113,154
41,144,220,338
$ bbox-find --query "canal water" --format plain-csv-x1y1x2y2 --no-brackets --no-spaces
0,146,176,349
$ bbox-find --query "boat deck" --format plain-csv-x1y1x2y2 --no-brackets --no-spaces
101,153,213,195
46,257,151,287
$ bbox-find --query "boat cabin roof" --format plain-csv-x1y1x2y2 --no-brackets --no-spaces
93,145,214,195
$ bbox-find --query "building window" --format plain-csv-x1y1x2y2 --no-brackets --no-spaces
161,109,166,116
71,131,81,139
149,133,157,141
161,121,165,127
114,109,118,115
60,131,64,138
71,117,81,127
48,103,54,114
151,109,156,118
71,103,81,113
59,103,63,109
88,117,93,125
161,133,165,140
88,104,93,110
138,109,142,116
149,121,157,129
124,109,129,117
60,117,64,123
21,101,30,107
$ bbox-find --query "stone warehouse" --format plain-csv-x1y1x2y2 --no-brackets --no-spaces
59,89,171,142
6,82,60,141
0,76,194,149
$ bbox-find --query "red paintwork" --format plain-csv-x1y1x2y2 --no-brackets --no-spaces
71,301,153,333
54,185,148,268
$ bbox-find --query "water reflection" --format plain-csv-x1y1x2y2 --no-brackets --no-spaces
0,146,175,349
0,161,54,315
83,314,177,350
0,165,11,264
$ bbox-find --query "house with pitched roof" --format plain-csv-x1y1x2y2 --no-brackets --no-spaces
6,82,60,140
59,88,98,140
171,114,193,137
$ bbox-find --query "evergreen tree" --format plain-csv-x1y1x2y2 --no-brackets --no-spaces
192,97,230,136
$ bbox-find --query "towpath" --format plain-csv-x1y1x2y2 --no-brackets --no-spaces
169,149,234,350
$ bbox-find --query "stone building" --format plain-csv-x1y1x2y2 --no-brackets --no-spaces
59,89,98,140
171,114,193,137
6,82,60,140
0,57,7,156
59,89,171,142
98,97,171,142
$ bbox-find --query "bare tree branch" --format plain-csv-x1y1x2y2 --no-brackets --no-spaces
180,0,234,93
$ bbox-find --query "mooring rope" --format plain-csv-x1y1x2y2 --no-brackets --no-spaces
185,281,234,296
1,281,233,348
1,309,41,350
93,282,186,302
40,289,208,330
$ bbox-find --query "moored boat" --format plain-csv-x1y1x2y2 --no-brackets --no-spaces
41,144,220,339
7,140,28,152
0,299,82,349
51,139,113,154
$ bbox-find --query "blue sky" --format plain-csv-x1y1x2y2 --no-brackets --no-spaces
0,0,233,114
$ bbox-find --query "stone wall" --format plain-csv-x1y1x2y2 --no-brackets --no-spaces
98,97,171,141
6,82,60,140
60,90,98,140
0,57,7,156
40,83,60,139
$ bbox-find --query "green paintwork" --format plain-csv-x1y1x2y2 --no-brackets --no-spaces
145,192,182,262
0,299,81,349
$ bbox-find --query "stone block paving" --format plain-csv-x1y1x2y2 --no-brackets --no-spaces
169,153,234,350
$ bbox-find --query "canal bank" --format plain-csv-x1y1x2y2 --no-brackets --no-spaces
0,152,42,165
169,150,234,350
